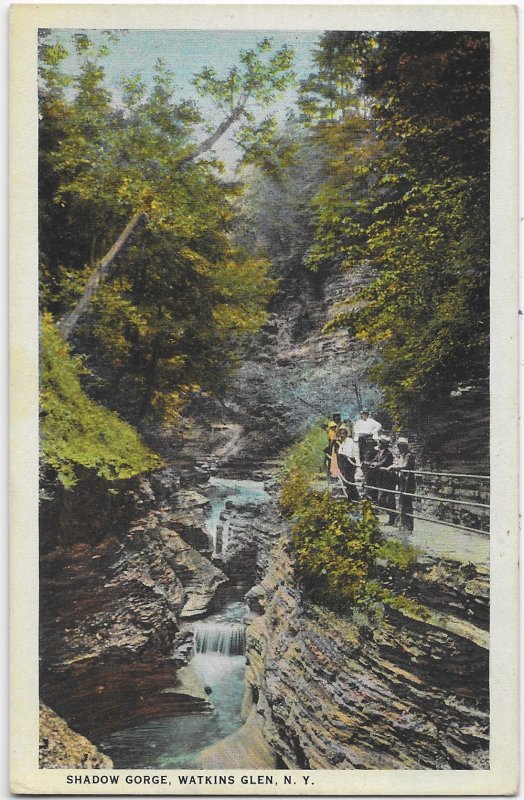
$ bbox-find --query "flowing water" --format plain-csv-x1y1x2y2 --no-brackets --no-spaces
100,478,268,768
205,476,268,554
193,605,246,657
100,602,248,768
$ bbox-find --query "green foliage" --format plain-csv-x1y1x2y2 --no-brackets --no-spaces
299,32,377,123
279,425,326,515
233,121,328,271
235,116,299,179
193,37,295,111
290,493,383,606
38,32,284,427
39,32,296,270
40,313,162,489
299,32,489,423
83,233,276,422
280,429,417,613
375,538,418,571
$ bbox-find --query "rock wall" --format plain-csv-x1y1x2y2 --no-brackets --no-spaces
39,466,227,749
213,494,280,596
241,502,489,771
39,704,113,769
197,261,381,462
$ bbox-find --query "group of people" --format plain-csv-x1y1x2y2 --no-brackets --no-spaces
323,409,416,532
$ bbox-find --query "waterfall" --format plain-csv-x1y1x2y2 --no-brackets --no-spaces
205,477,269,555
193,621,246,656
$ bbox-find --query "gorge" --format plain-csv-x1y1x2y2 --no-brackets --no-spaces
39,258,489,772
36,28,491,777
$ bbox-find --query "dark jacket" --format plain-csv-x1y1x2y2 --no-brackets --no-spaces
397,451,416,494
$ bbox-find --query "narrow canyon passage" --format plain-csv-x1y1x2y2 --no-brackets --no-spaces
35,28,494,778
98,475,269,769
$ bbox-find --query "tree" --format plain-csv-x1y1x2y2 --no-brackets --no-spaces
39,33,280,429
301,32,490,423
80,229,275,423
233,120,328,276
38,33,295,340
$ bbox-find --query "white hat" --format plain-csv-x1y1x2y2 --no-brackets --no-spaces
397,437,409,445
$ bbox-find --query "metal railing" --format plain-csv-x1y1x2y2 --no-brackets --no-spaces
332,471,490,536
359,482,490,511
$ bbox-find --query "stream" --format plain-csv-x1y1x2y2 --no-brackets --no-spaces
205,476,269,554
100,476,268,769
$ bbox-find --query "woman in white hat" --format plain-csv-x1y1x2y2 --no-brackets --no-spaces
336,426,359,501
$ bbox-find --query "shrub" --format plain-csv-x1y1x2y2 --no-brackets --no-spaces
280,428,418,613
291,492,384,607
279,424,327,516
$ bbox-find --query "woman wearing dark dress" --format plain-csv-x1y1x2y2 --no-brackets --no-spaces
394,437,416,532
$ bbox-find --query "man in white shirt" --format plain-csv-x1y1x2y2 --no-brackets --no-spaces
353,409,382,478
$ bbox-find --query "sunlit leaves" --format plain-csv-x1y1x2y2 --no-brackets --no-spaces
39,33,280,433
193,38,295,112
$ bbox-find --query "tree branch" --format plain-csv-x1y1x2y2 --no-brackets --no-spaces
58,99,247,341
177,102,246,167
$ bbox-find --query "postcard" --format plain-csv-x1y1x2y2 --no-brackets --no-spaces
10,3,518,795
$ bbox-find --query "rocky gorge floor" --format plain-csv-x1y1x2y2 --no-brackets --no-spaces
39,464,229,764
39,444,490,772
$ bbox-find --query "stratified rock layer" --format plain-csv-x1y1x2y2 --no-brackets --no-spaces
196,262,381,463
40,472,225,744
213,494,278,594
242,504,489,770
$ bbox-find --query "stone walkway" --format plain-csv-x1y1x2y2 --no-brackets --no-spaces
378,513,489,569
311,478,489,568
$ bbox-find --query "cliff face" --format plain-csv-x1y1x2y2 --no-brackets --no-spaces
239,501,489,771
213,495,279,595
190,261,381,462
38,249,490,769
199,246,488,472
39,466,226,750
39,704,113,769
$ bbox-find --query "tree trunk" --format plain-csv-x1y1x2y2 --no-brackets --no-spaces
137,338,160,423
176,103,246,167
58,211,146,341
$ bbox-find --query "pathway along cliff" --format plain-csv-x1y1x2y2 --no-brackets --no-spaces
36,29,492,775
39,258,489,770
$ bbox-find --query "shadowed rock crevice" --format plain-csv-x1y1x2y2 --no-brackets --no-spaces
39,467,228,756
